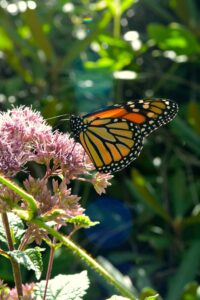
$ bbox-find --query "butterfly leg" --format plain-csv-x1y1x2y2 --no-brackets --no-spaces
66,140,76,160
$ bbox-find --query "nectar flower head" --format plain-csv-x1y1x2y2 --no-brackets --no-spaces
7,283,35,300
0,106,113,223
0,106,52,175
0,106,93,179
34,131,89,179
91,172,113,195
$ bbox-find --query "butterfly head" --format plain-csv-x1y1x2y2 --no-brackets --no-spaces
69,115,84,141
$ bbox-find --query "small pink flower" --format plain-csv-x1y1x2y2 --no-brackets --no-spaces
52,180,84,218
8,283,35,300
23,176,56,214
92,173,113,195
34,131,89,179
0,185,21,212
0,106,52,175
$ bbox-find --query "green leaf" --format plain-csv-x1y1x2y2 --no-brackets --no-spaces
140,287,161,300
170,167,190,217
0,27,13,50
148,23,200,56
106,0,136,15
34,271,90,300
8,247,44,280
126,170,171,223
121,0,136,13
0,213,25,245
180,281,200,300
170,0,199,29
171,117,200,156
144,296,160,300
166,241,200,300
85,57,115,69
66,215,99,228
106,296,130,300
187,100,200,135
97,256,137,295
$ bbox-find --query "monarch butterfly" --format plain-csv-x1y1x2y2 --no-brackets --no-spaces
70,99,178,173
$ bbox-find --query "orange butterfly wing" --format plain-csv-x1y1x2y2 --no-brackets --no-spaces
85,99,178,137
70,99,178,173
79,117,143,173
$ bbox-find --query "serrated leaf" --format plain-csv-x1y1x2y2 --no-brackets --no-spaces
0,213,25,245
34,271,90,300
8,247,44,280
66,215,99,228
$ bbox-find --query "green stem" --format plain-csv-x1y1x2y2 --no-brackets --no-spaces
113,0,121,38
32,219,137,300
43,237,56,300
1,212,23,299
0,175,38,213
0,174,137,299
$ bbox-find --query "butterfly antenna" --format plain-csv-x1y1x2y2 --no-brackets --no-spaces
45,113,70,121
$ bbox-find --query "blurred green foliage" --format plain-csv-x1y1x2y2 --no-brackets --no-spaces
1,0,200,299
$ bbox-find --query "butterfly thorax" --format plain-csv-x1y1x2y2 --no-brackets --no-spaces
69,115,85,141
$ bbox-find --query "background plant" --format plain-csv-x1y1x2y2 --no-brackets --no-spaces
0,0,200,299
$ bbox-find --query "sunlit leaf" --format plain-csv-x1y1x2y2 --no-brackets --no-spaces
180,281,199,300
66,215,99,228
0,27,13,50
140,287,161,300
8,247,44,280
0,213,25,245
148,23,200,56
17,25,31,39
34,271,90,300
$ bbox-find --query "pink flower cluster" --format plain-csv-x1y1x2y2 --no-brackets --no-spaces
0,281,35,300
0,106,112,244
0,106,87,177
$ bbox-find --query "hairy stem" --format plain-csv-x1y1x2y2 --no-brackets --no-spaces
0,174,137,300
1,212,23,299
43,237,56,300
33,219,137,300
0,175,38,214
